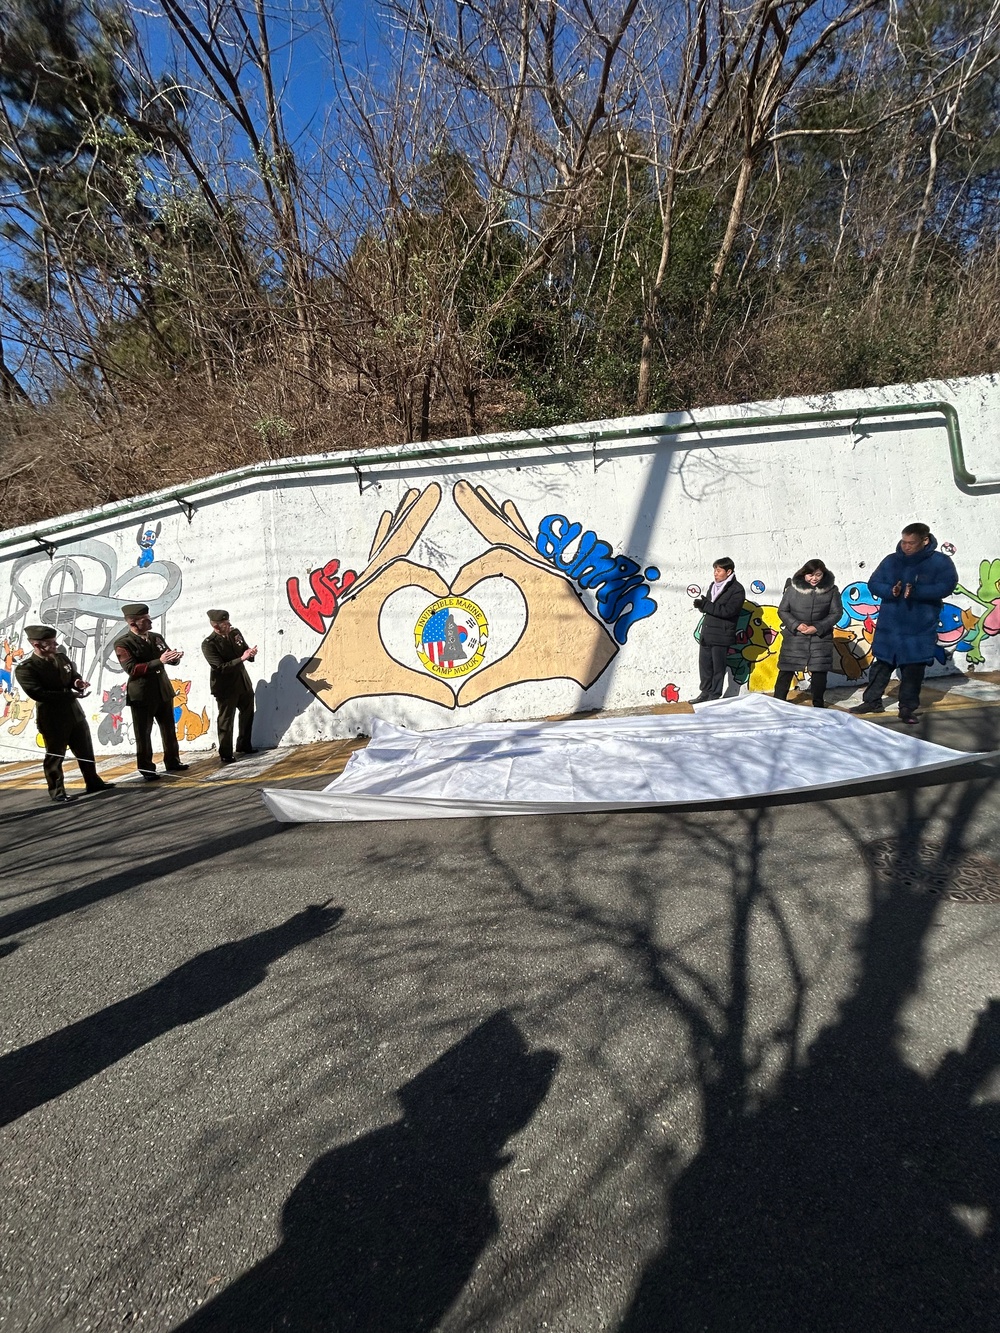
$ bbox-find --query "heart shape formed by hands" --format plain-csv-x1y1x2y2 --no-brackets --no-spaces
298,482,619,713
379,577,528,698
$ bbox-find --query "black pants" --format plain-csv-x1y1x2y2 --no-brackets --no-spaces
862,659,926,716
41,717,102,798
699,643,730,699
774,670,828,705
129,699,181,775
216,689,254,760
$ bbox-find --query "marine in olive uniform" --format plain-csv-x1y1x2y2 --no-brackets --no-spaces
14,626,115,803
114,602,189,780
201,609,257,765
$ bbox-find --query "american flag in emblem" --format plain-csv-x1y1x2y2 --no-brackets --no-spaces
421,607,469,669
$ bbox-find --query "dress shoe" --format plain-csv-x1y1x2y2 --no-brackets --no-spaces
141,771,160,782
849,701,883,714
898,711,919,725
50,791,78,803
86,782,116,794
235,747,257,756
219,756,235,766
164,763,190,772
689,694,711,704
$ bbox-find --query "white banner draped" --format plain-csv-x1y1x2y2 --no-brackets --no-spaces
261,694,989,823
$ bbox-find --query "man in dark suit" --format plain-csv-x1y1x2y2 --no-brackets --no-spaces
114,603,189,781
201,609,257,765
15,625,115,803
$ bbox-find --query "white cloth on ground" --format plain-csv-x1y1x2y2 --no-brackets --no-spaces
261,693,988,824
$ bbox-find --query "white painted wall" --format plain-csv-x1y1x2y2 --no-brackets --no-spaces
2,374,998,760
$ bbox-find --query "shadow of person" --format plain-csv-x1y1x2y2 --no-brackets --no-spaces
254,654,320,746
178,1011,559,1333
619,885,1000,1333
0,905,343,1129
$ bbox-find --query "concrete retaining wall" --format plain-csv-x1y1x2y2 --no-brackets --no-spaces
2,375,998,759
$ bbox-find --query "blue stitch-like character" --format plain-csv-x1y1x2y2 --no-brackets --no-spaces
136,520,161,568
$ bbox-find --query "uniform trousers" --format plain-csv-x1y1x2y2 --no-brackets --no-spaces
129,699,181,774
216,689,254,760
42,717,102,797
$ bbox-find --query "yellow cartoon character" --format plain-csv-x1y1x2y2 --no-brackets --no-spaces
171,678,210,741
746,605,784,692
0,686,35,736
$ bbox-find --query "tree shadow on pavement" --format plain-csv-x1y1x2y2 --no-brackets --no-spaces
0,787,288,940
619,767,1000,1331
175,1011,558,1333
0,905,343,1129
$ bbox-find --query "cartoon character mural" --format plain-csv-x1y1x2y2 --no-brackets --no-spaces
955,559,1000,665
0,683,35,736
691,551,999,694
136,520,161,568
293,482,658,713
1,636,24,691
97,683,129,746
1,532,183,752
694,601,781,692
832,580,878,679
172,678,211,741
934,604,977,663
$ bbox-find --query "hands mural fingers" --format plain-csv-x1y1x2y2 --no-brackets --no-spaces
298,559,455,712
451,547,617,708
366,489,424,564
452,481,547,567
352,485,442,594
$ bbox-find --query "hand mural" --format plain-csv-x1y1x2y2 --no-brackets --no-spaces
295,481,629,714
297,486,456,711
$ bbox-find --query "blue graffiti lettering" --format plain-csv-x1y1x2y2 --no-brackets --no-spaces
535,514,659,642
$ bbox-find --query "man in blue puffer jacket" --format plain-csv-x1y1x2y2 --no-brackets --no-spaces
850,523,958,724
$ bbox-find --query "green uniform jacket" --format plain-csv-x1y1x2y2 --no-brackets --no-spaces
201,628,253,698
114,630,175,706
15,652,88,741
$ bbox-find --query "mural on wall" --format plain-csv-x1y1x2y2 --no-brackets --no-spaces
1,635,24,690
172,678,211,741
286,559,358,634
0,683,34,735
954,559,1000,665
1,534,184,751
98,683,130,747
690,547,1000,695
136,520,161,568
292,481,659,713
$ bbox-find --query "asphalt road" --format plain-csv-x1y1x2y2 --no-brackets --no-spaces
1,704,999,1333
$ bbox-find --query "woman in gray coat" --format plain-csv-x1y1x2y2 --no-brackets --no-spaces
774,560,844,707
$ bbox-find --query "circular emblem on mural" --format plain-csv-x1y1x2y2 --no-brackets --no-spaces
687,584,702,598
414,596,489,678
751,579,765,594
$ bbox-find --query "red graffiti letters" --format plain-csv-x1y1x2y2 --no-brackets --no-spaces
286,559,358,633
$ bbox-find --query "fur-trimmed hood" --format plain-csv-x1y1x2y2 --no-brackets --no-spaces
790,569,836,594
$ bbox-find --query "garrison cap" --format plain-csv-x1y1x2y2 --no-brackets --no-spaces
25,624,56,641
121,603,149,619
207,609,229,623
